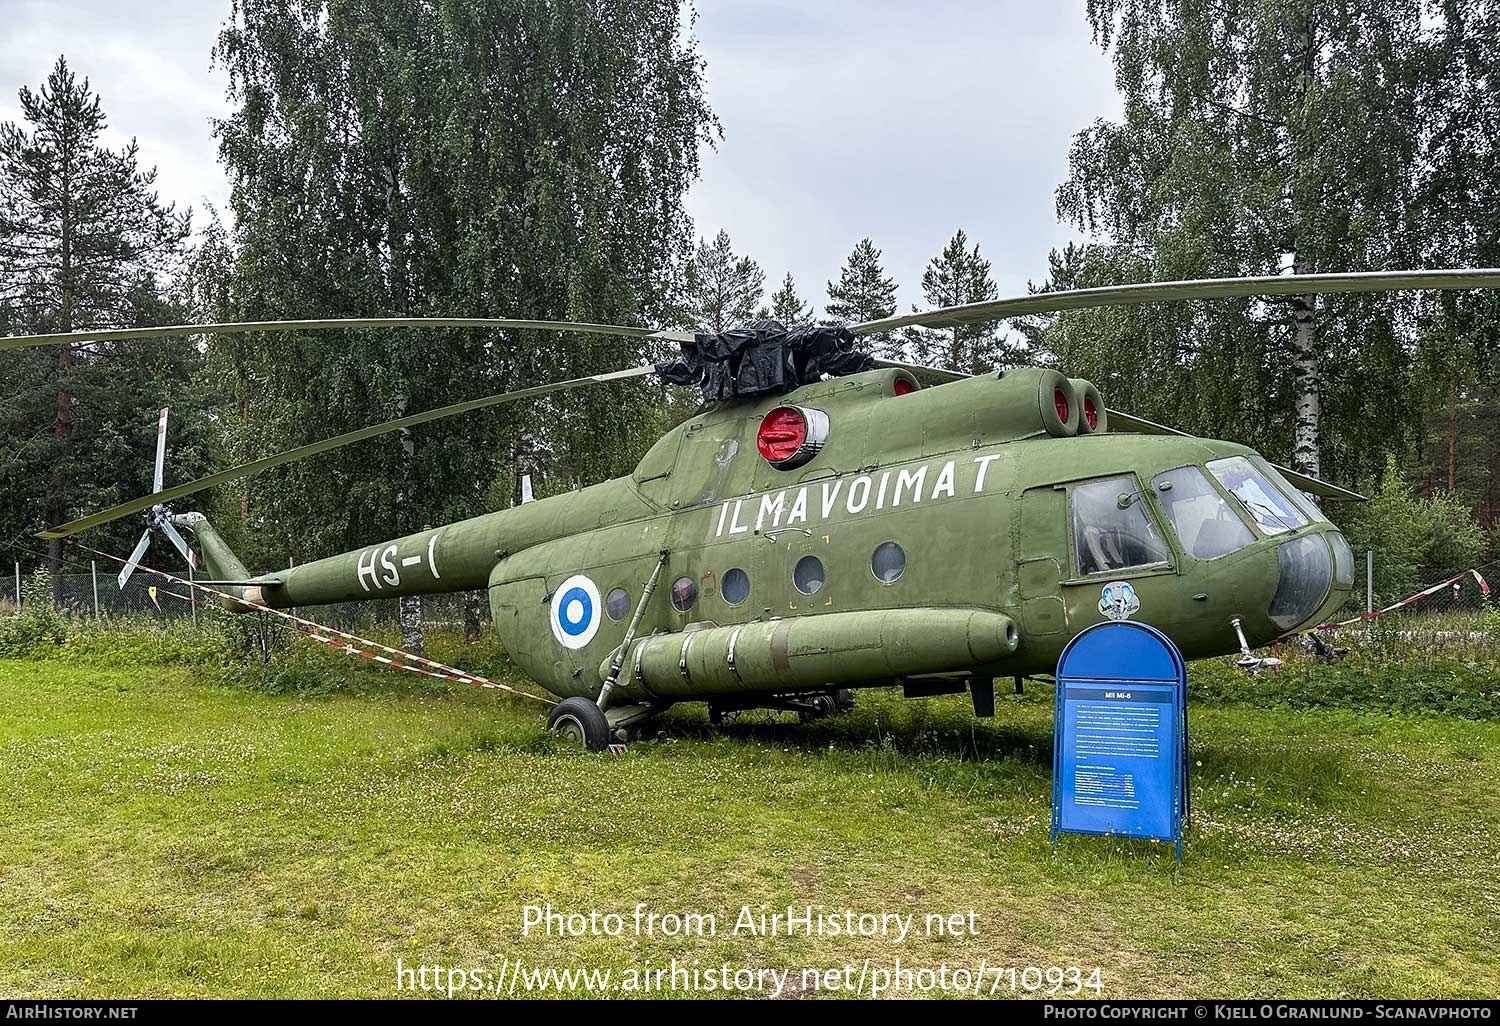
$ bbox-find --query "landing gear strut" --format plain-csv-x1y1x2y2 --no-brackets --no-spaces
707,688,854,725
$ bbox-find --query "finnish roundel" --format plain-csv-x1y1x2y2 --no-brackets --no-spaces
550,574,602,650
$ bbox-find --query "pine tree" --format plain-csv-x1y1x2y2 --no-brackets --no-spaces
907,230,1020,373
0,56,194,603
824,237,898,356
760,272,813,327
673,229,764,332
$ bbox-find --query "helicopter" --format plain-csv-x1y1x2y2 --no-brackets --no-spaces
9,267,1500,749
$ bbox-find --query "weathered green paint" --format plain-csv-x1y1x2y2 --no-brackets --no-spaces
190,366,1353,707
602,608,1019,701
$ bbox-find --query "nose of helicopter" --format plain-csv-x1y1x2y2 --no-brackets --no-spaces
1212,526,1354,658
1261,527,1353,641
1268,533,1335,631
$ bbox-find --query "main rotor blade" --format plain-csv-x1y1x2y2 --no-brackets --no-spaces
853,268,1500,336
1,318,695,351
118,530,152,589
152,407,169,493
37,364,658,540
1106,409,1192,438
1107,409,1365,501
159,518,198,569
1273,466,1365,502
869,357,970,383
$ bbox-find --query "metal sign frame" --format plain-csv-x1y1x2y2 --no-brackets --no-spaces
1051,621,1189,860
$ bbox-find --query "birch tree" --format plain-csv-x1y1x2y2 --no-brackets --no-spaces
1056,0,1433,479
215,0,713,650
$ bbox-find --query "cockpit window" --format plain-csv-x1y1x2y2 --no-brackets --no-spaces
1253,458,1329,524
1072,476,1172,577
1207,456,1308,535
1151,466,1256,559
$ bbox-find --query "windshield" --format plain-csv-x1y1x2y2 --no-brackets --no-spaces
1207,456,1308,535
1254,458,1330,524
1073,476,1171,576
1151,466,1255,559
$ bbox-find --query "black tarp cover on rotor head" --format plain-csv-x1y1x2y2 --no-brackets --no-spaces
656,320,873,402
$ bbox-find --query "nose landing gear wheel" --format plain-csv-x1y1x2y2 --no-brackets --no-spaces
548,697,611,751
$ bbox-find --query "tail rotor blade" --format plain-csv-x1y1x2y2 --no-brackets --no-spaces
159,518,198,569
118,530,152,589
153,408,169,493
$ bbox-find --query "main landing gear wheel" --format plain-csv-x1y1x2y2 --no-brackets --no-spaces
548,697,611,751
797,693,836,723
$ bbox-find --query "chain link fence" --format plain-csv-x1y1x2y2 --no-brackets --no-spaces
0,561,491,634
1325,553,1496,632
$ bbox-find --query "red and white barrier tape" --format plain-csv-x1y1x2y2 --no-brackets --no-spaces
73,542,554,706
1318,569,1491,631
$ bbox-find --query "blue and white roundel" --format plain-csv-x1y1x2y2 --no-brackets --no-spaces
550,574,602,649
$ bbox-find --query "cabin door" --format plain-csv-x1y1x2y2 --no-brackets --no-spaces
1015,485,1068,635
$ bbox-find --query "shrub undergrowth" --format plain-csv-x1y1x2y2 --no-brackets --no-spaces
1,579,1496,717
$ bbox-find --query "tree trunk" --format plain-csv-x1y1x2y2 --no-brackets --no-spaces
1447,395,1458,493
385,145,423,658
239,387,251,518
463,590,485,645
1289,292,1320,477
394,410,423,659
399,594,424,656
50,149,75,608
48,341,72,606
1484,464,1494,532
1286,17,1322,481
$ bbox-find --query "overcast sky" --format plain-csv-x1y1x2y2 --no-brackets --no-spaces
0,0,1121,312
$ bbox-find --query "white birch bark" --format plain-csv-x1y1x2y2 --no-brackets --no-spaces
399,594,424,656
463,590,485,645
1290,290,1321,478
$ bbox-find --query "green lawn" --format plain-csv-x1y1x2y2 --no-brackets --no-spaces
0,655,1497,999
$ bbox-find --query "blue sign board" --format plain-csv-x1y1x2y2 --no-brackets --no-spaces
1052,621,1188,858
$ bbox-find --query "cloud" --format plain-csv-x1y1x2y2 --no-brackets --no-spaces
0,0,1122,311
0,0,232,226
685,0,1122,312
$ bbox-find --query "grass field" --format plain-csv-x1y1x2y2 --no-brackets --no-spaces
1,645,1498,999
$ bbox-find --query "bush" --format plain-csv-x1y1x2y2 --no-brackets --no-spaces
0,571,68,657
1190,635,1500,719
1334,458,1485,604
54,615,244,667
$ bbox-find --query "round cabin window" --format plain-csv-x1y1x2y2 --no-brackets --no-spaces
722,567,750,605
793,555,825,595
670,576,698,612
605,587,631,622
871,541,906,583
